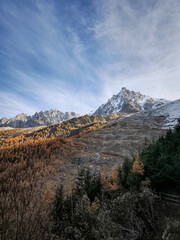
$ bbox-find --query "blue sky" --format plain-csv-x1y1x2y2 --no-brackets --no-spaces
0,0,180,118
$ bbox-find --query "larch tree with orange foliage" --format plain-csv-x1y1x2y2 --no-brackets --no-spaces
101,168,119,191
132,156,144,175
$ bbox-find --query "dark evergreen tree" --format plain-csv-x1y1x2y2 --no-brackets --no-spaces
75,167,102,202
118,158,133,190
140,122,180,190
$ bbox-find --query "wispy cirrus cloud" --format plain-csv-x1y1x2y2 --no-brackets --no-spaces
93,0,180,100
0,0,101,118
7,68,99,115
0,0,180,119
0,91,37,119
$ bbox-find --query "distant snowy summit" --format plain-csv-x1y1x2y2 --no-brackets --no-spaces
0,110,80,128
94,87,169,115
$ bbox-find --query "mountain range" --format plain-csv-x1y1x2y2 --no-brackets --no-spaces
0,87,179,128
0,110,80,128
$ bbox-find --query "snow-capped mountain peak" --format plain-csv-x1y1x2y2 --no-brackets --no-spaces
94,87,169,115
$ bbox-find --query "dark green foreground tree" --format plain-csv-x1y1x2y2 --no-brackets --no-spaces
140,121,180,190
51,167,159,240
51,168,102,240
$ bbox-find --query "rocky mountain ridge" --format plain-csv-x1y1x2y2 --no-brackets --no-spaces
94,87,169,115
0,109,80,128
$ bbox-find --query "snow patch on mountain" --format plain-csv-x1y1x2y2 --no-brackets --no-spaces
152,100,180,129
94,87,169,115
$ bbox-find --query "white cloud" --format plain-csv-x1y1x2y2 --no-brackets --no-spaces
0,0,101,117
93,0,180,100
1,0,180,119
0,92,37,119
5,68,100,117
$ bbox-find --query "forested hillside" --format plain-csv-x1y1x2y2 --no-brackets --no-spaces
50,122,180,239
0,115,106,148
1,119,180,240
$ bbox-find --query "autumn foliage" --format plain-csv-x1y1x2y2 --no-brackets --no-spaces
132,156,144,175
0,156,58,239
0,136,76,240
101,168,119,191
0,117,104,240
0,119,105,149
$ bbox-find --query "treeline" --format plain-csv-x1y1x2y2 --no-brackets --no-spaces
0,126,45,142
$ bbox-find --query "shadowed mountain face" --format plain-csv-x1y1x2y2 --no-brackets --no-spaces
94,87,169,115
0,110,80,128
67,100,180,174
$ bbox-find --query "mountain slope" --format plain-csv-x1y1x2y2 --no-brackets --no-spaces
117,99,180,129
94,87,169,115
68,100,180,171
27,114,106,139
0,114,106,148
0,110,80,128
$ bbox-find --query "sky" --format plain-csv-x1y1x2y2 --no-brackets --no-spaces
0,0,180,118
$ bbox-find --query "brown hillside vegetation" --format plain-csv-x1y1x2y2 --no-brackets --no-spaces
0,126,46,141
0,116,107,239
0,115,106,148
0,115,169,240
26,114,106,138
0,136,82,240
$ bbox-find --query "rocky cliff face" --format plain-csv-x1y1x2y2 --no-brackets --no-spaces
94,87,169,115
0,110,80,128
